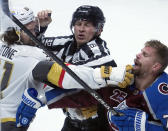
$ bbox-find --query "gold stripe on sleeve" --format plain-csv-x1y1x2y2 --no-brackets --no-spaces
47,63,63,87
1,118,16,123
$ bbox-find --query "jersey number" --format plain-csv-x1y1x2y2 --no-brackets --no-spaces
110,89,127,103
0,60,14,91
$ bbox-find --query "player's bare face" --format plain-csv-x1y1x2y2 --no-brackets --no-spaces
133,46,157,76
20,20,37,46
74,20,96,47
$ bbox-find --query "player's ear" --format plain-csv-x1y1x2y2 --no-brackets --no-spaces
152,62,162,73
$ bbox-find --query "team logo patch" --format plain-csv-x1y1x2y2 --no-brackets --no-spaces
158,82,168,95
21,117,29,125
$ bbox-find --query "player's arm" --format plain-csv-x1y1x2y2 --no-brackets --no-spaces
32,61,134,89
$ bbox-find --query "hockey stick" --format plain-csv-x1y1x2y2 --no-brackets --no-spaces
0,0,122,116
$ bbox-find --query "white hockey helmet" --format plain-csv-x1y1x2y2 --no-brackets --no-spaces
11,7,35,25
1,7,36,43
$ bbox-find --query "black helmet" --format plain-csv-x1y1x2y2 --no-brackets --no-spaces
70,5,105,31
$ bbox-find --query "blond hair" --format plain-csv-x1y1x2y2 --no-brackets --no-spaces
145,40,168,73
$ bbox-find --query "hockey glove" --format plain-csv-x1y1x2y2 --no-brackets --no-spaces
16,88,44,127
108,108,148,131
93,65,134,88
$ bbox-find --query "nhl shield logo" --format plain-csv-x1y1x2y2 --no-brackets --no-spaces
158,83,168,95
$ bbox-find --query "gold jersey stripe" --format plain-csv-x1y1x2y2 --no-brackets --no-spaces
1,118,16,123
47,63,63,87
80,106,98,119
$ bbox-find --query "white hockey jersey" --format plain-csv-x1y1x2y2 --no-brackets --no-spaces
0,43,48,122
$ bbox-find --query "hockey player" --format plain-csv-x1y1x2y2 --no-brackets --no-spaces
107,40,168,131
0,7,51,131
16,40,168,130
37,5,118,131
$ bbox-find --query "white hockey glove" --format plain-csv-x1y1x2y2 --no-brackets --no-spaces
93,65,134,88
